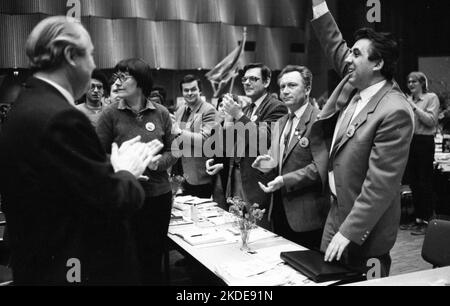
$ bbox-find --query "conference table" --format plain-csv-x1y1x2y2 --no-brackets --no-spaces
167,196,336,286
346,266,450,286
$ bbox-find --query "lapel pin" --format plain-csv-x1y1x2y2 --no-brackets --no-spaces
299,137,309,148
251,115,258,122
146,122,156,132
346,125,355,138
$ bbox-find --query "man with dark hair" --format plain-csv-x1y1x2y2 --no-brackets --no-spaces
171,74,216,198
252,65,329,249
76,69,108,127
0,16,162,285
217,63,287,228
311,0,414,276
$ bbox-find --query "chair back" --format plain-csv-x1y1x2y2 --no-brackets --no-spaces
422,219,450,267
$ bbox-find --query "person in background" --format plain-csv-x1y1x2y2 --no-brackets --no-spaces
221,63,288,229
0,16,162,285
402,71,440,235
97,58,177,285
252,65,329,250
76,69,108,127
206,96,231,208
150,85,167,106
171,75,217,198
104,77,123,106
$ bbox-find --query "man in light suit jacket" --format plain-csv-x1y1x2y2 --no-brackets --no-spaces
171,75,217,198
311,0,414,276
0,16,162,285
252,65,329,250
220,63,288,228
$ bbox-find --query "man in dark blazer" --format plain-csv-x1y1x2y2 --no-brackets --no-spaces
221,63,288,227
0,16,162,285
311,0,414,276
252,65,329,250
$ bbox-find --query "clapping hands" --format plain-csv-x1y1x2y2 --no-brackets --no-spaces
110,136,163,180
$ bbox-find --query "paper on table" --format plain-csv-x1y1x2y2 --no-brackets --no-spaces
169,227,228,246
254,244,306,266
215,259,305,286
169,217,193,226
247,228,277,243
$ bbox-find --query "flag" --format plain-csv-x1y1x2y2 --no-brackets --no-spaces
206,28,247,98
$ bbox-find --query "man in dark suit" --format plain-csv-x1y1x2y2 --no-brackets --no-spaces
220,63,288,228
0,16,162,285
311,0,414,276
252,65,329,250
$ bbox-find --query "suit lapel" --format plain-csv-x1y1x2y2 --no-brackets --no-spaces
282,103,313,164
252,94,271,121
334,81,394,155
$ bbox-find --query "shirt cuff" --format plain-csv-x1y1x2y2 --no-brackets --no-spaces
313,1,329,19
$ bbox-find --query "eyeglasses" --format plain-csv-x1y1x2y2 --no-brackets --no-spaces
241,76,261,84
113,72,133,83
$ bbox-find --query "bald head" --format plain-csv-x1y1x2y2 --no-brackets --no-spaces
26,16,90,71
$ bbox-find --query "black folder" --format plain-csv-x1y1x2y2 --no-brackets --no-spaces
280,249,362,283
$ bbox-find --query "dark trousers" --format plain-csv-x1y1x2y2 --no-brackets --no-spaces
131,192,172,285
182,182,213,198
404,135,435,221
272,191,323,251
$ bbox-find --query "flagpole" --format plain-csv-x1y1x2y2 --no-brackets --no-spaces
229,74,236,94
229,27,247,94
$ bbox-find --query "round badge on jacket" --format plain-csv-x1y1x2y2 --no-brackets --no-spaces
251,115,258,122
145,122,155,132
299,137,309,148
346,125,356,138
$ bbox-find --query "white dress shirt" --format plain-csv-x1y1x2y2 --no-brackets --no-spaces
328,80,386,196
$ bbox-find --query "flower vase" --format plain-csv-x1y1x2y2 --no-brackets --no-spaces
239,221,252,252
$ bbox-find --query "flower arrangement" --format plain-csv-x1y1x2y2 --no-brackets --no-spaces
227,196,266,227
227,197,265,251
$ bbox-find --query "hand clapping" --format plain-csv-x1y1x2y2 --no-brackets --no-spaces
222,93,244,120
110,136,163,179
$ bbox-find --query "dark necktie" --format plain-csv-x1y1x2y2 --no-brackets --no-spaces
181,107,192,123
245,103,255,118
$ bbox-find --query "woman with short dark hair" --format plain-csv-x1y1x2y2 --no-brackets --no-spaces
97,58,177,284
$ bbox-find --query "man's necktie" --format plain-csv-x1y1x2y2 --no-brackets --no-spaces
328,93,360,169
283,112,296,149
181,107,191,122
282,112,296,159
245,103,255,118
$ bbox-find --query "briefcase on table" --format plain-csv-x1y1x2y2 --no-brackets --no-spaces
280,249,362,283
